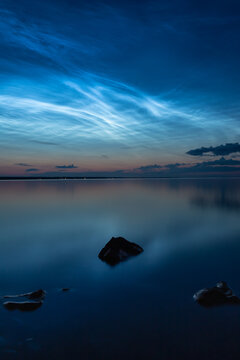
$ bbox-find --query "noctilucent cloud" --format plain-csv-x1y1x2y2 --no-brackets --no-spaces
0,0,239,177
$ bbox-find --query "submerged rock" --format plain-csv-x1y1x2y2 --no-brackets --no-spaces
193,281,240,307
4,289,45,300
3,301,42,311
98,236,143,266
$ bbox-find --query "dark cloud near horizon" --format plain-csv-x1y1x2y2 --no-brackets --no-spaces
165,163,186,169
39,158,240,177
26,168,39,172
187,143,240,156
15,163,32,167
56,164,78,169
196,157,240,166
135,157,240,176
137,162,187,172
137,164,162,171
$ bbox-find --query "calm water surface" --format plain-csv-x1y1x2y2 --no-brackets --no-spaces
0,178,240,359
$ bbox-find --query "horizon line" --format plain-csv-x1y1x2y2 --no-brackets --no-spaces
0,175,240,181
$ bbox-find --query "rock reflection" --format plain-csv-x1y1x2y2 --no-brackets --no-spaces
3,301,42,311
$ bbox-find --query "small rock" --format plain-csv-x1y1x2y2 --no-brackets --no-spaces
3,301,42,312
26,338,33,342
25,289,46,300
62,288,70,292
98,236,143,266
4,289,45,300
193,281,240,307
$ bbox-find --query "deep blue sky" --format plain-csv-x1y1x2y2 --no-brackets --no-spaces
0,0,239,176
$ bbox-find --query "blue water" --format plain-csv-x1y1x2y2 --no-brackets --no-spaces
0,178,240,359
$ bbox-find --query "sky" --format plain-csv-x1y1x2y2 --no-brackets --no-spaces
0,0,239,177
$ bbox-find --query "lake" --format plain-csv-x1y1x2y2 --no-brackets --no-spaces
0,178,240,359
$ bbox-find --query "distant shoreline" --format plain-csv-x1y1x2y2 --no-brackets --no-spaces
0,176,239,181
0,176,171,181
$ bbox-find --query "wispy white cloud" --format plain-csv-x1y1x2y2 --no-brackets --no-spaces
0,71,238,163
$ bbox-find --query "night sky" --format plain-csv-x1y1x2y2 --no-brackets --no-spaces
0,0,240,177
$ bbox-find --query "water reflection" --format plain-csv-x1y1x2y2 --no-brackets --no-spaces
0,179,240,359
190,181,240,212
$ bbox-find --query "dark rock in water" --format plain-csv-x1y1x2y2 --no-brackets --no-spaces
98,236,143,266
3,301,42,311
3,290,45,311
62,288,70,292
25,289,46,300
193,281,240,307
4,289,45,300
